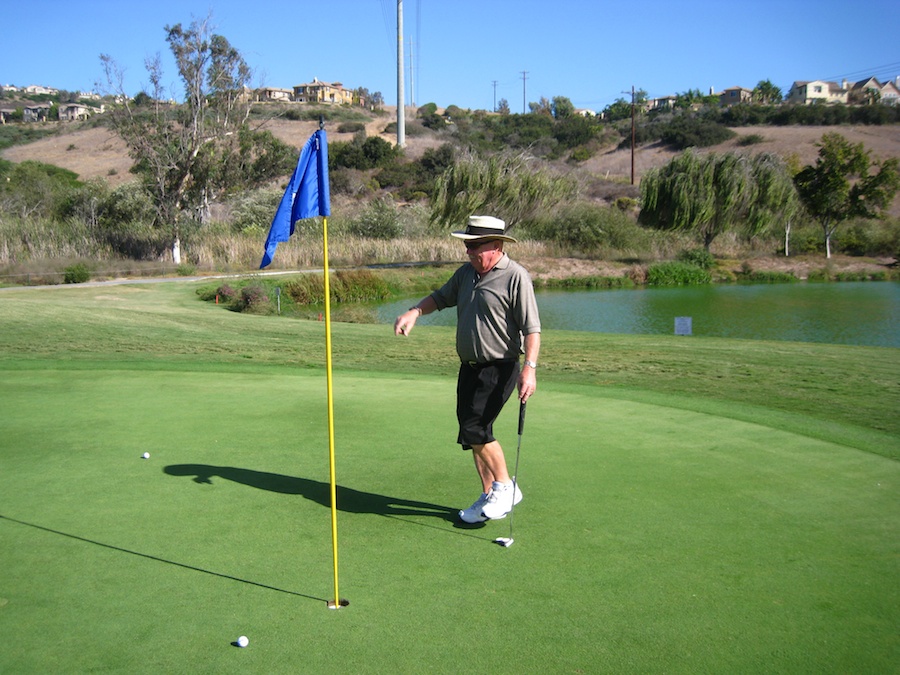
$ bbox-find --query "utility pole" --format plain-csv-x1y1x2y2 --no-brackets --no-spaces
492,80,498,112
630,85,635,185
397,0,405,148
622,86,637,184
521,71,528,114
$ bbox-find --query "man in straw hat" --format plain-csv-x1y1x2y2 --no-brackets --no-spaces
394,215,541,523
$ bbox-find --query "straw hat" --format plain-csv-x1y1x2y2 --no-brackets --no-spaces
450,215,517,243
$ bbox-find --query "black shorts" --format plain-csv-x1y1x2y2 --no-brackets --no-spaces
456,360,519,449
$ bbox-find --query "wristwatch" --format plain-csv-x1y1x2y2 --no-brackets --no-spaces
524,360,538,369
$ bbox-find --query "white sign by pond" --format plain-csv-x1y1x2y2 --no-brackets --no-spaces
675,316,692,336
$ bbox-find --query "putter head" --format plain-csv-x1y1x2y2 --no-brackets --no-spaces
493,537,514,547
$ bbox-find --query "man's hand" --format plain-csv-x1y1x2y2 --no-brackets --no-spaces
518,364,536,403
394,308,420,336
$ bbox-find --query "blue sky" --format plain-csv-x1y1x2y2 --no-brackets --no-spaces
5,0,900,111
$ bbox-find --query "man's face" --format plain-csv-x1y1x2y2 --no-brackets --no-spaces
465,239,501,274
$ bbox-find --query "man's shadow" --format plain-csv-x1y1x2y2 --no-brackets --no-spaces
164,464,459,523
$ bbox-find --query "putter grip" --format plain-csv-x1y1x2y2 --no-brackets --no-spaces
518,402,526,435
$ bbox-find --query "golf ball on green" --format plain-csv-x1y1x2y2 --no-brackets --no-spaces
237,636,249,648
142,452,150,459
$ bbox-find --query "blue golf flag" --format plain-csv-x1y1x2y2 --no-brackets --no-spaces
260,129,331,268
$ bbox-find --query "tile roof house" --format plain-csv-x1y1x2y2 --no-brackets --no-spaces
292,78,354,105
785,80,848,105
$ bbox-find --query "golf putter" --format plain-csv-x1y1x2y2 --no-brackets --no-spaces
495,401,526,548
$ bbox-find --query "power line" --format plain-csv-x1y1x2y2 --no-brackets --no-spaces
819,60,900,83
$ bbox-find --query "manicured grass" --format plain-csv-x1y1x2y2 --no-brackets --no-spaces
0,282,898,672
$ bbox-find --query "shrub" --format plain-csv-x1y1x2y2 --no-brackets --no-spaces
736,268,798,283
239,284,269,311
677,248,715,270
285,274,326,305
737,133,766,146
63,262,91,284
659,116,736,149
570,147,593,163
645,261,712,286
337,122,366,134
332,270,391,302
346,197,401,239
614,196,638,211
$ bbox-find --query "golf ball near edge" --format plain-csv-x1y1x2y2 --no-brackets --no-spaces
237,636,249,648
142,452,150,459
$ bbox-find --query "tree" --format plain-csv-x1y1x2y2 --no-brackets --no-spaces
640,150,764,250
794,132,900,258
551,96,575,119
99,15,256,263
496,98,510,115
528,97,552,116
430,150,576,231
747,153,801,256
752,79,783,105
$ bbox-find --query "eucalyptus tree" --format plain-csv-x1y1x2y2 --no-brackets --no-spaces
99,16,275,263
430,150,576,232
794,132,900,258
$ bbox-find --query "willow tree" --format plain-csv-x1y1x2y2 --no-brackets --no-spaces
640,150,755,250
640,150,802,252
100,16,255,263
430,150,576,231
747,153,801,256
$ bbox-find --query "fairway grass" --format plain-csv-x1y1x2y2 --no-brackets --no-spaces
1,282,898,672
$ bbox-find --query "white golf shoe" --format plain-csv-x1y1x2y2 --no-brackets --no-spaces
458,492,490,523
480,480,523,520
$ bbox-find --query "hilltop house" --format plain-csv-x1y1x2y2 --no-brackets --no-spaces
59,102,99,121
293,78,354,105
881,79,900,106
255,87,293,102
785,80,848,105
719,86,753,106
23,103,51,122
847,77,900,106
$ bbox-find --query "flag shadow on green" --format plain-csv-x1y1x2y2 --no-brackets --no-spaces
164,464,457,522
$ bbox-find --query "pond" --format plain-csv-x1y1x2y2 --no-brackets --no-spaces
375,281,900,348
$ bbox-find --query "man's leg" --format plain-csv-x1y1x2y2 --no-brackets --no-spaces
477,441,522,520
472,441,510,491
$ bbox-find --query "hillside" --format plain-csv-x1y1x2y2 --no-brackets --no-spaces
3,114,900,217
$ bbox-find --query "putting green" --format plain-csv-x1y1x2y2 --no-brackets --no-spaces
1,365,896,672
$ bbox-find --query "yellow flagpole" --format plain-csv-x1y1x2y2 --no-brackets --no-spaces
322,215,343,610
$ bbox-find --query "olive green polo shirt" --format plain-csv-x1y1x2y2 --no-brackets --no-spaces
429,254,541,363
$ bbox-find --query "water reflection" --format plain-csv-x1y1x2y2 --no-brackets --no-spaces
376,282,899,348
